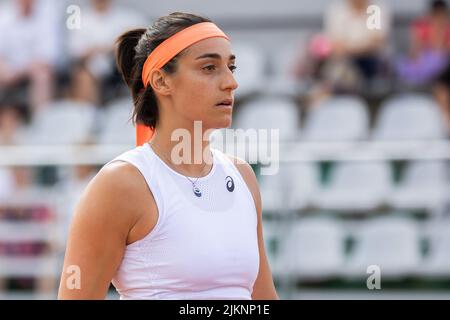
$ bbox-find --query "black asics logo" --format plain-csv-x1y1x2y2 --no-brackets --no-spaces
225,176,235,192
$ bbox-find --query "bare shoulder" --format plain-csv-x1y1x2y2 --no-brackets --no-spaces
224,154,261,210
75,161,152,232
96,160,147,193
89,161,148,205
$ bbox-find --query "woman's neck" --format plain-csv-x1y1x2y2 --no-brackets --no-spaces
149,123,214,178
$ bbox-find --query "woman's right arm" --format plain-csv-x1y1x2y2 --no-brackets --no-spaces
57,162,143,299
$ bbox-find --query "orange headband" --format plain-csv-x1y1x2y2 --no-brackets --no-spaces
136,22,229,147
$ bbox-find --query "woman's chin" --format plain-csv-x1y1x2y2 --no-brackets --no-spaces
217,115,233,128
203,117,232,130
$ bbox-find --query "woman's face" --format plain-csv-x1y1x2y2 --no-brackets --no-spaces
166,37,238,130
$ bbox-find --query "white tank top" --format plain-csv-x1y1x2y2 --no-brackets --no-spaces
106,143,260,300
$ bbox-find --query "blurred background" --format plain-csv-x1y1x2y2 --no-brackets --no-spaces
0,0,449,300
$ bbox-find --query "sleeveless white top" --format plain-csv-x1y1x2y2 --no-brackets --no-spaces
107,143,260,300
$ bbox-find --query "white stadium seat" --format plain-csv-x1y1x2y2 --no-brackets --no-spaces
343,216,421,280
313,161,392,212
279,217,346,280
302,95,369,141
233,96,300,141
373,94,447,140
418,220,450,279
23,100,96,145
97,98,135,145
390,160,449,210
232,43,267,99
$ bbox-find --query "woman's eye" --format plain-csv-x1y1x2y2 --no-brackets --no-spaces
202,65,237,73
203,65,216,71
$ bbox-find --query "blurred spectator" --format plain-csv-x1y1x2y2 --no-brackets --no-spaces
0,168,15,201
0,0,61,114
433,63,450,136
0,104,21,145
322,0,391,90
0,100,28,145
67,0,146,105
412,0,450,53
0,166,35,204
396,0,450,87
297,0,390,104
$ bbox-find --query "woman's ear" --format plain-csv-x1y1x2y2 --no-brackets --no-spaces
149,70,172,96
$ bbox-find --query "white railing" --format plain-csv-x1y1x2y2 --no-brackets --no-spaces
0,140,449,166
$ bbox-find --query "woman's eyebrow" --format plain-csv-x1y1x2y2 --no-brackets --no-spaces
195,53,236,61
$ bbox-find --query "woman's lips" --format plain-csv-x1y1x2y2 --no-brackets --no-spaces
214,103,233,109
215,99,233,109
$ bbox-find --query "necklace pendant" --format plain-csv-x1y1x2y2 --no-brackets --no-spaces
193,185,202,197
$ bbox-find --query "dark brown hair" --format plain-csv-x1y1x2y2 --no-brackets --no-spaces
431,0,448,13
115,12,212,129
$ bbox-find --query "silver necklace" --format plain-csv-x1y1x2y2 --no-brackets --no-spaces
149,142,208,197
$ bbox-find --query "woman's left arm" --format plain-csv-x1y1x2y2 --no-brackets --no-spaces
227,155,280,300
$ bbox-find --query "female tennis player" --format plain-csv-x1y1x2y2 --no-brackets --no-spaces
58,12,279,300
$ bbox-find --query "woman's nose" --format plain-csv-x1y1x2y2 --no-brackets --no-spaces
222,69,239,91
